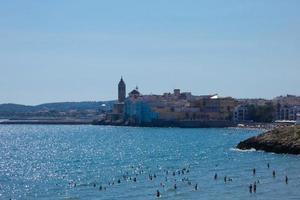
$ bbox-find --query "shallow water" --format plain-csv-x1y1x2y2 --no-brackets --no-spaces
0,125,299,200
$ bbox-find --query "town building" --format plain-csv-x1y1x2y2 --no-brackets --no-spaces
296,113,300,125
124,86,237,124
104,78,239,126
233,105,249,122
107,77,126,122
273,95,300,106
118,77,126,102
277,105,300,121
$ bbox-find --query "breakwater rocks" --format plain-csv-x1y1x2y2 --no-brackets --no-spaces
237,125,300,154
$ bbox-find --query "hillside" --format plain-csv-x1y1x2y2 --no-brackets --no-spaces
0,101,116,118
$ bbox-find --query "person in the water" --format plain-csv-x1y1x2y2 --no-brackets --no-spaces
174,184,177,190
195,184,198,190
253,182,257,193
224,176,227,183
285,176,288,184
273,170,276,178
253,168,256,176
249,184,253,193
214,173,218,180
149,174,153,180
267,163,270,169
156,190,161,198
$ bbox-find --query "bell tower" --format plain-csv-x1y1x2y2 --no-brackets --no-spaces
118,77,126,102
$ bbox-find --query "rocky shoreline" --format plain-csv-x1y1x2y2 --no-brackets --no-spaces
237,125,300,154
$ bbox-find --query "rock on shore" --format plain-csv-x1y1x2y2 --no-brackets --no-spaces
237,125,300,154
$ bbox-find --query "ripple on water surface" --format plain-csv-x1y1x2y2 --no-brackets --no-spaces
0,125,300,200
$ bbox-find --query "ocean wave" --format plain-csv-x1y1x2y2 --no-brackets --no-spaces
230,147,256,152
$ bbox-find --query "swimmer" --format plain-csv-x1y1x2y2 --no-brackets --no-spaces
273,170,276,178
253,168,256,176
214,173,218,180
156,190,161,198
285,176,288,184
253,182,256,193
195,184,198,190
249,184,253,193
174,184,177,190
149,175,153,180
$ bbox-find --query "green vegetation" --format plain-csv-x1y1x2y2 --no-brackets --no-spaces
247,103,275,123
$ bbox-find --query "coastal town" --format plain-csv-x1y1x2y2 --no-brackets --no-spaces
1,77,299,127
96,77,300,128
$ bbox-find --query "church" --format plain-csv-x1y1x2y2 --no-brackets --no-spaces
107,77,141,122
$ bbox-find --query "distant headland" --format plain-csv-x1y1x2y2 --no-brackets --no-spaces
0,77,300,128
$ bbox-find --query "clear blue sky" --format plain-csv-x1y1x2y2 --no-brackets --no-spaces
0,0,299,105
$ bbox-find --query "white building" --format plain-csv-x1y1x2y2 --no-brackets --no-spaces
277,105,300,121
233,105,248,122
297,113,300,125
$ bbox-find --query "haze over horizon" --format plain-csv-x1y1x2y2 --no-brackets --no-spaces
0,0,299,105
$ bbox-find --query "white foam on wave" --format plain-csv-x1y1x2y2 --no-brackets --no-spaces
230,147,257,152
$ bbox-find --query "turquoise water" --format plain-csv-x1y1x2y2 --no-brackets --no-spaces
0,125,300,200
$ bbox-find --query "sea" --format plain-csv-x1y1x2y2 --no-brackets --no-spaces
0,125,300,200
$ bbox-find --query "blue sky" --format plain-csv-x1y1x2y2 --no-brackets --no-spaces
0,0,299,105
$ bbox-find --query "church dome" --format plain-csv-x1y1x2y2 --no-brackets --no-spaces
129,87,141,98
